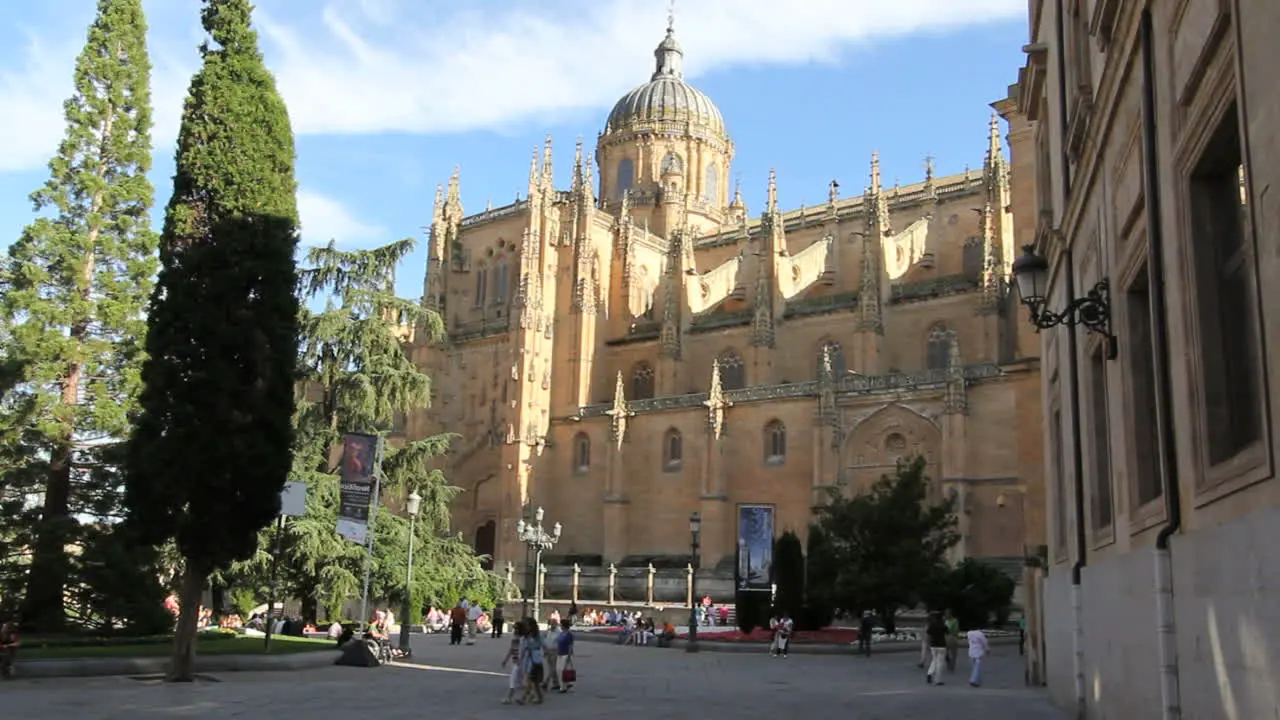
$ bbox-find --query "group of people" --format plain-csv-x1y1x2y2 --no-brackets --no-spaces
921,610,990,687
500,617,575,706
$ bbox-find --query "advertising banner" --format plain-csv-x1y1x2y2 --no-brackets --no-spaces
336,433,379,545
735,504,775,591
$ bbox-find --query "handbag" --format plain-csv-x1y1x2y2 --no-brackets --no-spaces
561,657,577,684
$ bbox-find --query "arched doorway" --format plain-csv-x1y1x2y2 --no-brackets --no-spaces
474,520,496,570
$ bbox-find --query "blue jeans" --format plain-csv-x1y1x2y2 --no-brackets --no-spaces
969,656,984,685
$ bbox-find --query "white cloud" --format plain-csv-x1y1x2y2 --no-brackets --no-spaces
0,0,1024,173
297,188,384,246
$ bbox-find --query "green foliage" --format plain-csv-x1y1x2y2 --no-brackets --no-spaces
228,587,259,619
802,525,837,629
125,0,299,576
809,456,960,633
0,0,157,632
920,558,1017,631
735,591,771,634
66,525,172,636
772,531,804,619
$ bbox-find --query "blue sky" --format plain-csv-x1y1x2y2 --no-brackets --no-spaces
0,0,1029,300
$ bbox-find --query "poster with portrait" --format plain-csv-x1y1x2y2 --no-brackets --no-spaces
735,504,775,591
336,433,380,545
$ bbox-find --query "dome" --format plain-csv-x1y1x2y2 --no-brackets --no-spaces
604,26,726,137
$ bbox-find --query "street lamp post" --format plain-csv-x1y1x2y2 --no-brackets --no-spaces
687,512,701,654
1010,245,1117,358
397,490,422,656
515,506,561,624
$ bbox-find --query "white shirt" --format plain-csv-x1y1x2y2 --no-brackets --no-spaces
967,629,989,658
467,605,482,621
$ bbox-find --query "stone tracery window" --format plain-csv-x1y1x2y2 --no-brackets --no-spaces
493,261,510,303
616,158,635,199
962,238,983,280
717,349,745,390
704,163,719,202
926,324,953,370
815,340,847,379
663,428,683,471
764,420,786,464
474,264,488,307
884,432,907,464
630,361,655,400
573,432,590,473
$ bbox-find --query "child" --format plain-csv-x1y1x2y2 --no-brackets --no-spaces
500,620,524,704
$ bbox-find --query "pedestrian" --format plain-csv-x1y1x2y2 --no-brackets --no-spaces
858,611,874,657
542,615,563,692
0,621,20,679
773,611,793,658
944,610,960,672
555,617,575,693
492,604,505,639
925,612,948,685
466,601,482,645
967,626,990,686
500,620,525,704
521,619,545,705
449,601,466,646
1018,614,1026,656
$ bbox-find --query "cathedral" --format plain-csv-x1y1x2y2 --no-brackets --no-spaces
405,21,1045,596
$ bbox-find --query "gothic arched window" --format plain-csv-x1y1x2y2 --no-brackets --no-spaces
663,428,683,471
630,362,655,400
815,340,846,379
926,325,953,370
573,433,591,473
493,261,510,303
717,350,746,390
474,265,488,307
616,158,635,199
764,420,787,464
962,238,983,280
704,163,719,202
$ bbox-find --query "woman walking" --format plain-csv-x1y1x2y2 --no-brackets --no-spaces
500,621,525,704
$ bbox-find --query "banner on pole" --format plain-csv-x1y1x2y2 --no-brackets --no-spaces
336,433,379,544
735,504,775,592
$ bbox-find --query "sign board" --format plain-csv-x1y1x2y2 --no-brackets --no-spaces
336,433,380,545
280,481,308,517
735,503,775,592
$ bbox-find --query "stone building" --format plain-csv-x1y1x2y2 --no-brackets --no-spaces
1004,0,1279,718
405,21,1044,601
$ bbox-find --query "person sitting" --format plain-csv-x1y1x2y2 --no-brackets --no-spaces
327,620,344,645
0,622,20,679
657,621,676,648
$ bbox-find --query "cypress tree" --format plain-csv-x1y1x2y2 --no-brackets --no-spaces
0,0,157,632
124,0,298,680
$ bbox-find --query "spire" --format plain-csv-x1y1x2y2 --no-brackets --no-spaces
528,147,540,199
431,183,444,228
869,151,882,195
541,135,554,191
607,371,630,445
766,168,778,211
572,136,585,193
818,345,837,425
445,166,462,213
828,179,839,206
705,359,728,439
652,6,684,81
985,112,1002,169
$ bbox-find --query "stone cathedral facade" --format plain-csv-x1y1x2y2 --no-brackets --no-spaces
404,24,1045,593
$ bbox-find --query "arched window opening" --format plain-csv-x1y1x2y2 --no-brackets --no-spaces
764,420,787,464
474,520,496,570
962,238,984,280
616,158,635,199
704,163,719,202
474,266,488,307
718,350,746,390
815,340,847,379
573,433,591,473
630,362,655,400
493,261,510,303
663,428,683,471
926,325,953,370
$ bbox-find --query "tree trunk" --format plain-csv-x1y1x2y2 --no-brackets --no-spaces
210,583,226,622
168,561,208,682
300,591,318,625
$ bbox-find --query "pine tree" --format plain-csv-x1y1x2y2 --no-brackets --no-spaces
0,0,157,632
124,0,299,680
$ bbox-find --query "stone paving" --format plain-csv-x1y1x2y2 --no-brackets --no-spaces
0,633,1068,719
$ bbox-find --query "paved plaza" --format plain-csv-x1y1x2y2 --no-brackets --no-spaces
2,634,1067,719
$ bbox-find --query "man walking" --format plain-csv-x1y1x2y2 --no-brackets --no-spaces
466,601,482,645
448,601,466,646
858,611,875,657
967,626,990,687
492,605,505,639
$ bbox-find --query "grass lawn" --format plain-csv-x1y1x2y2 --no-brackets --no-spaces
20,634,336,661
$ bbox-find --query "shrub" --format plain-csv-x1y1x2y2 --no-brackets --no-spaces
773,531,805,620
734,591,771,634
921,558,1016,630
